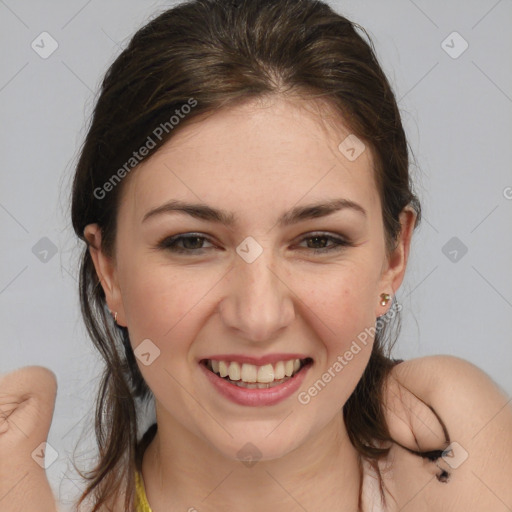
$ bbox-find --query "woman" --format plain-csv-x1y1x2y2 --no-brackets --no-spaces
1,1,511,511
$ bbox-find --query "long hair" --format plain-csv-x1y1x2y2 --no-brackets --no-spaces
70,0,422,509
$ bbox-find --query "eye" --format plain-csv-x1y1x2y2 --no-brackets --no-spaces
295,232,353,254
156,231,352,255
156,233,214,254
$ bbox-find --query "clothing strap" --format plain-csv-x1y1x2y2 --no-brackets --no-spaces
135,470,153,512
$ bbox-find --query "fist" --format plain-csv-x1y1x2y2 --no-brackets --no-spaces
0,366,59,511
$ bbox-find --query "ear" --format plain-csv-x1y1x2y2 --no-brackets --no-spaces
375,207,417,317
83,223,126,326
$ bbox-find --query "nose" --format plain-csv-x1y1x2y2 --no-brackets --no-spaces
218,251,295,343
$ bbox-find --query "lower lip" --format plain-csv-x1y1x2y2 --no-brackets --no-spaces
199,360,312,407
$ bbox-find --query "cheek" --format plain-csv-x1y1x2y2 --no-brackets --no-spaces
117,263,206,400
294,270,377,414
294,262,379,380
118,259,198,343
117,259,225,394
120,267,164,332
297,260,380,333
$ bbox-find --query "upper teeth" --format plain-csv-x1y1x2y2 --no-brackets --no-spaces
209,359,302,383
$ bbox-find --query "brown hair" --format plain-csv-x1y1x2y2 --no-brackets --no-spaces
70,0,422,509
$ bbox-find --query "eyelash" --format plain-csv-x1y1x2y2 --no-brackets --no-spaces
156,232,353,255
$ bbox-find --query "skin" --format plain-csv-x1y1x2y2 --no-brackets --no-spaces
84,95,415,511
0,366,58,512
1,95,510,511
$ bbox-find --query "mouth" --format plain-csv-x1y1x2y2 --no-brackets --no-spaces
200,357,314,389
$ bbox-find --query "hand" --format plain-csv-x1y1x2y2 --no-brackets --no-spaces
0,366,59,512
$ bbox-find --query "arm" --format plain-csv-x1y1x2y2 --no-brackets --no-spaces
387,355,512,511
0,366,60,512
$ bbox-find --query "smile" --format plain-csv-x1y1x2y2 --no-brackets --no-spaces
199,357,314,406
203,358,311,388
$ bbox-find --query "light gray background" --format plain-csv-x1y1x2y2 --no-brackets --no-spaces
1,0,511,507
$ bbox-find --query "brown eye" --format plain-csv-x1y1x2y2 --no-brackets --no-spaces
297,233,352,254
156,232,352,256
157,234,214,254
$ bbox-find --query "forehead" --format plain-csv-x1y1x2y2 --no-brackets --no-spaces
120,95,379,225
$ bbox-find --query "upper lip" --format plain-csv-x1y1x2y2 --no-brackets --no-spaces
200,353,312,366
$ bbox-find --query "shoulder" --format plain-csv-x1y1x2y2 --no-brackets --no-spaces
387,355,511,439
382,355,512,511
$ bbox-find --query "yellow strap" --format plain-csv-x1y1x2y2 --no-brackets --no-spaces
135,470,153,512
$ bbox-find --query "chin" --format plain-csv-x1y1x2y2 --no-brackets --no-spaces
206,428,303,464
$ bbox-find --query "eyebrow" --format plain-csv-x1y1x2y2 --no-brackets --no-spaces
142,198,367,227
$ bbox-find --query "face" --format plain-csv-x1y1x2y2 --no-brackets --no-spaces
85,95,415,462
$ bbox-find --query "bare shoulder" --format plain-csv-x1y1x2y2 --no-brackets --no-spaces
380,355,512,512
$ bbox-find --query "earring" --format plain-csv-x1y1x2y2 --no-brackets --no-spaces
380,293,391,306
110,310,118,323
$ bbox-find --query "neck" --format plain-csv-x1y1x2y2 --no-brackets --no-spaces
142,404,362,512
